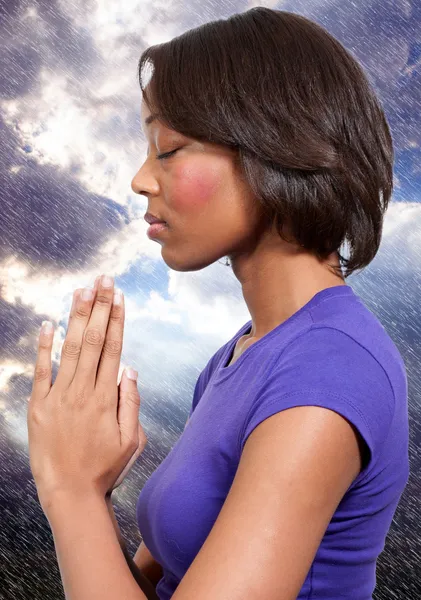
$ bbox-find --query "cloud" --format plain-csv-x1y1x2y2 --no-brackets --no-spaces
0,115,129,270
0,43,42,99
0,0,420,462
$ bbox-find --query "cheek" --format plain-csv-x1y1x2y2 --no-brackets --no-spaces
171,162,223,212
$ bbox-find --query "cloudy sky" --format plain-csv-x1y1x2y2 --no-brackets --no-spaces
1,1,420,598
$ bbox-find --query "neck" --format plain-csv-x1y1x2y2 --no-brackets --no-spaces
232,247,345,340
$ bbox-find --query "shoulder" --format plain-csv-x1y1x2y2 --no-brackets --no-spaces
273,325,394,417
238,325,395,475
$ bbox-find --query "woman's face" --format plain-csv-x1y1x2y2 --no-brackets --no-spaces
131,100,265,272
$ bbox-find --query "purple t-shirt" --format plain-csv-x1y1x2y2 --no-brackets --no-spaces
136,285,409,599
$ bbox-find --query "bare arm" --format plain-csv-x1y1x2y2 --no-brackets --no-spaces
133,541,164,588
105,415,188,594
47,492,148,599
106,494,160,600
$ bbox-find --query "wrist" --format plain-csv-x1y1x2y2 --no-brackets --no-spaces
41,488,105,522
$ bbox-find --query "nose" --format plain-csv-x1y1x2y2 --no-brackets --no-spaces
131,170,142,194
131,163,158,197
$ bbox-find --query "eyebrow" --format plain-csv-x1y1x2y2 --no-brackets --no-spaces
144,113,160,127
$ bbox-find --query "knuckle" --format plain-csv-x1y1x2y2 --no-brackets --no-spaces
75,390,86,406
38,337,51,350
84,327,104,347
74,305,90,319
95,293,111,307
67,388,85,406
122,432,138,452
102,338,122,357
109,305,123,321
62,339,81,359
29,405,44,425
125,392,140,407
34,365,50,382
95,389,109,409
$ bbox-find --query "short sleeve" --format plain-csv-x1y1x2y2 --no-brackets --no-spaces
237,326,395,478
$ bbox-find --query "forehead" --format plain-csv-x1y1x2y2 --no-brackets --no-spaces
140,99,151,120
140,100,161,131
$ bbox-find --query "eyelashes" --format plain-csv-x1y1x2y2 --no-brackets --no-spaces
156,148,179,161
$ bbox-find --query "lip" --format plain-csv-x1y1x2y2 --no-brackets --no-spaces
144,212,167,225
147,222,168,238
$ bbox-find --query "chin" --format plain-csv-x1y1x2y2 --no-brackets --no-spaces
160,248,221,272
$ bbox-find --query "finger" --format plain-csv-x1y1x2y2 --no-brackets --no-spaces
68,289,81,325
112,423,145,491
69,275,101,321
69,277,101,320
31,321,54,402
118,368,141,446
54,277,101,391
95,286,124,393
73,274,116,392
93,275,101,292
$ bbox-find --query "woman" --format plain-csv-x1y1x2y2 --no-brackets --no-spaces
28,7,409,600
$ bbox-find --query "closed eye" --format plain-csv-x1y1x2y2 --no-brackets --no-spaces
156,148,179,161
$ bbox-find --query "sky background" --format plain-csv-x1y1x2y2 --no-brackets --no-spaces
1,0,420,598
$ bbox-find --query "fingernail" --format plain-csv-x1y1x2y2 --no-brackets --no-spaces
126,368,138,380
82,287,94,301
102,275,114,288
113,288,123,305
41,320,53,333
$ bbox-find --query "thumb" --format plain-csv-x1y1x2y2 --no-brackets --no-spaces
118,368,141,446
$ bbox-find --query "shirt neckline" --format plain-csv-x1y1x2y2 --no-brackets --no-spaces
212,284,355,385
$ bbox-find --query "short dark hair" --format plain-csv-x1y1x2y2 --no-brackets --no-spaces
137,8,394,279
